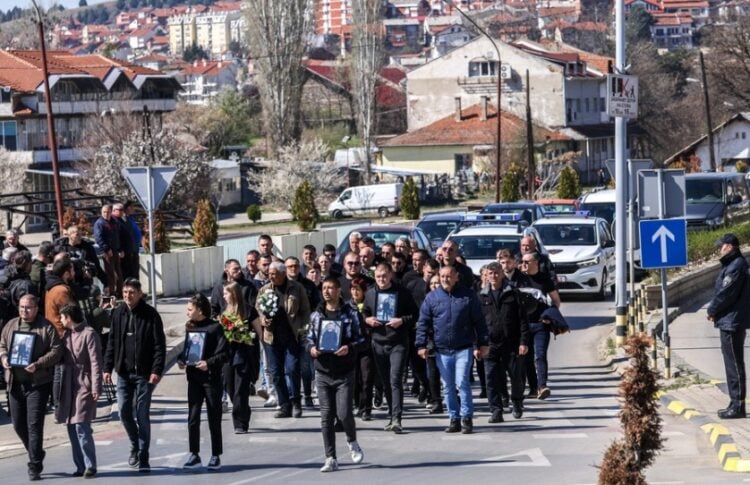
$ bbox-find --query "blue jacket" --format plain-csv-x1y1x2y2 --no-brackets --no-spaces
306,300,366,376
416,284,488,353
708,250,750,331
93,216,120,254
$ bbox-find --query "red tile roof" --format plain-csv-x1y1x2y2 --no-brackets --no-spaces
380,104,568,148
538,6,579,17
179,60,235,77
652,12,693,25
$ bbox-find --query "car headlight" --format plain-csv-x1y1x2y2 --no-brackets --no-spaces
706,216,724,227
577,256,601,268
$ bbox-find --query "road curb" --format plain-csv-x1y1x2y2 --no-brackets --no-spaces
658,391,750,472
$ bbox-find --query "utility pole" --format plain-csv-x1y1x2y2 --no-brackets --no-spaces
699,51,717,172
614,0,628,345
31,0,65,232
525,70,535,200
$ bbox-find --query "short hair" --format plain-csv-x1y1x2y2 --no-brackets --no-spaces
123,278,142,292
2,246,17,260
323,243,336,253
259,254,273,262
381,242,395,252
19,294,38,306
412,249,429,259
391,252,407,264
486,262,502,272
425,259,440,271
308,262,321,271
375,262,392,273
5,229,18,237
360,236,376,247
113,203,124,211
102,204,112,211
303,244,316,253
52,258,73,277
246,249,260,258
285,256,300,265
321,276,341,288
188,293,211,318
269,261,286,274
525,252,541,262
497,248,515,260
224,258,241,268
439,264,457,274
259,234,272,243
39,241,55,259
13,250,31,268
350,277,368,293
60,303,84,323
349,231,362,240
343,251,360,261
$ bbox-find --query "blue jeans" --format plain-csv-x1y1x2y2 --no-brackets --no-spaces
67,422,96,471
116,373,154,455
264,341,301,408
526,323,551,390
436,348,474,420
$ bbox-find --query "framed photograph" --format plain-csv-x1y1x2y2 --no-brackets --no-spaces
376,292,398,323
9,331,36,368
318,320,342,353
182,331,207,366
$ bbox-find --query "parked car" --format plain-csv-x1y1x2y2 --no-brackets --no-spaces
533,214,615,300
537,198,578,214
685,172,750,230
328,183,403,219
416,211,466,248
479,202,547,225
336,225,433,259
577,189,616,225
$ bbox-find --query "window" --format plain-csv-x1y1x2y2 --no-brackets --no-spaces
454,153,472,172
600,97,606,112
575,99,581,112
743,132,747,139
0,121,17,151
585,98,590,112
0,88,10,103
468,60,497,77
593,97,598,112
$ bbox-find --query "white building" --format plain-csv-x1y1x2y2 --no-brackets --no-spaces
664,112,750,170
176,59,238,105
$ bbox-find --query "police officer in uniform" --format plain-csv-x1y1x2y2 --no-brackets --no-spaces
707,234,750,419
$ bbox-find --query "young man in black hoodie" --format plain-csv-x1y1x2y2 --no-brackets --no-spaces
306,277,366,473
362,263,418,434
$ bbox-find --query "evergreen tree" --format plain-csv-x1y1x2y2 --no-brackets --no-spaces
556,165,582,199
400,176,420,220
79,0,88,6
246,204,262,223
142,211,171,254
501,164,521,202
291,180,319,232
192,199,218,247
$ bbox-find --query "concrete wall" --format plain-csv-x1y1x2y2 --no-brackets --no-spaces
380,144,468,175
139,245,224,297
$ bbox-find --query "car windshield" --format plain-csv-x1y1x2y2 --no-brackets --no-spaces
541,203,577,213
686,179,725,204
361,231,410,249
480,206,534,224
578,202,615,224
417,220,461,243
537,224,597,246
451,235,521,259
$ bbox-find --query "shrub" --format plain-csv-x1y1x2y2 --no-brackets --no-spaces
246,204,262,223
192,199,218,247
687,221,750,263
400,177,420,220
291,180,319,232
142,210,170,254
736,160,748,173
557,165,582,199
61,207,93,236
501,164,521,202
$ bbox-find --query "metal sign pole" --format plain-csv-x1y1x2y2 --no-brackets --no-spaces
628,161,637,336
657,169,670,378
147,166,157,309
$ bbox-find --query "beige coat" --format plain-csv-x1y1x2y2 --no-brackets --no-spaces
55,323,103,425
257,279,310,345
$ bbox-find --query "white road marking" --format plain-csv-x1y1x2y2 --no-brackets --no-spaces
227,470,282,485
474,447,551,467
532,433,587,439
277,455,323,480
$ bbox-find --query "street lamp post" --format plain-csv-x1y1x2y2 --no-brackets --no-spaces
445,0,503,202
30,0,65,232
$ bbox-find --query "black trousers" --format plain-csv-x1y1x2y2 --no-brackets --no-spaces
485,347,525,413
426,354,442,405
9,381,51,472
187,379,223,456
317,371,356,459
720,328,746,411
355,349,377,412
223,364,251,431
372,341,407,419
408,330,429,395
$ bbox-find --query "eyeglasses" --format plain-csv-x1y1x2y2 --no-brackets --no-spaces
346,262,361,266
19,306,36,310
286,264,299,268
441,247,455,253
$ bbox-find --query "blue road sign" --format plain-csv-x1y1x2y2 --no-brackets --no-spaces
639,218,687,269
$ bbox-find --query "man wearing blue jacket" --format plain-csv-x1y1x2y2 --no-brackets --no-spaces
708,233,750,419
416,265,489,434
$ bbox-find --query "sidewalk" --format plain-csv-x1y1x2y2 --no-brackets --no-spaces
0,296,191,460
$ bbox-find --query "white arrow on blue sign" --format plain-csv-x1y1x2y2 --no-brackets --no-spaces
639,218,688,269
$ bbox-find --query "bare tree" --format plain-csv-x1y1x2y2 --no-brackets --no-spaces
0,148,32,230
705,13,750,108
244,0,311,157
350,0,385,184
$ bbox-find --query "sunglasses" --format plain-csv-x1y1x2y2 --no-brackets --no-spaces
346,262,361,266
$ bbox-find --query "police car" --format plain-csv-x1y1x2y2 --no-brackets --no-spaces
532,212,615,300
445,213,547,275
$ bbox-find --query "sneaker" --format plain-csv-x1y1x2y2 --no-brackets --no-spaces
183,453,202,469
72,470,85,477
293,403,303,418
488,410,504,423
128,449,139,468
234,428,248,434
512,402,523,419
83,468,96,479
445,419,461,433
390,418,403,434
361,410,372,421
348,441,364,464
538,387,551,400
461,417,473,434
207,456,221,471
264,397,278,408
28,469,41,481
304,396,315,408
256,388,269,400
320,457,338,473
274,406,292,418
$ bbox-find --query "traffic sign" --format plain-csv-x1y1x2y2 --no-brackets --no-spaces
121,166,177,212
639,219,687,269
638,169,685,219
607,74,638,118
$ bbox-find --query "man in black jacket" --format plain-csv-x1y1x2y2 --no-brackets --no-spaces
210,259,259,318
103,278,166,473
338,252,374,301
479,262,529,423
439,240,475,288
708,234,750,419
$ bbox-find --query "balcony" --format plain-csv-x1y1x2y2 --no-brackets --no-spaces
36,98,177,116
32,147,92,163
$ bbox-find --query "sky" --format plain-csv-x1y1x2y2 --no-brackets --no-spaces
4,0,110,12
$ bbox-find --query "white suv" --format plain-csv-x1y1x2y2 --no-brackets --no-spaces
532,214,615,300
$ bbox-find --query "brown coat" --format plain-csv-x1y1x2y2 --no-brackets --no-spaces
0,315,63,388
45,282,73,338
257,279,311,345
55,323,103,425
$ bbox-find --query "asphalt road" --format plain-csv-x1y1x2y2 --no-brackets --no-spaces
0,294,742,484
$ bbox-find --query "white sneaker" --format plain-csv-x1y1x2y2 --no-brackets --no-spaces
320,457,338,472
263,396,278,408
348,441,364,464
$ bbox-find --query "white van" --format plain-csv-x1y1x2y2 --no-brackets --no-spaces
328,183,403,219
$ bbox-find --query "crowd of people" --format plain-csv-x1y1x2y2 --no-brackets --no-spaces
0,215,567,479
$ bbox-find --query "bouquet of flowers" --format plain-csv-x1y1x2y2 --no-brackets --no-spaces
220,313,255,346
257,288,280,318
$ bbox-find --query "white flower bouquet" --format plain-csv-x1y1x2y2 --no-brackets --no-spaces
258,288,279,318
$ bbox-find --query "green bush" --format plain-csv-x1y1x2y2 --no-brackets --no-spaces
687,221,750,263
246,204,262,223
736,161,749,173
501,164,521,202
557,165,582,199
291,180,319,232
400,177,421,219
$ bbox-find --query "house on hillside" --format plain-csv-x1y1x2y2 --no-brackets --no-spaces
176,60,238,105
664,112,750,171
